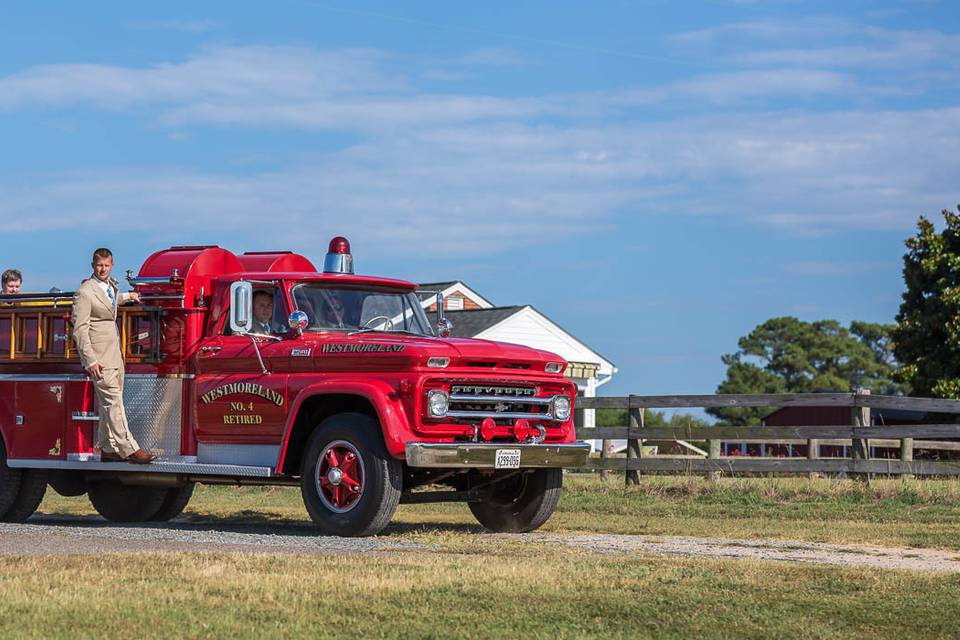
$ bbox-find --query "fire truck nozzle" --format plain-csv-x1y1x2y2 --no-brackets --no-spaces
323,236,354,274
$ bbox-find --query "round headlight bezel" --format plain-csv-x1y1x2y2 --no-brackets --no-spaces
427,389,450,418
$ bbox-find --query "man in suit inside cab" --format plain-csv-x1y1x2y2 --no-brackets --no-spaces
72,248,155,464
253,290,277,335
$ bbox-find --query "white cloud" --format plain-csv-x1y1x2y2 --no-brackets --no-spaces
4,107,959,256
0,46,405,111
0,43,957,256
672,18,960,71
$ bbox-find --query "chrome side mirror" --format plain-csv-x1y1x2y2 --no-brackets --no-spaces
288,310,309,335
435,291,452,338
437,318,453,338
229,281,253,333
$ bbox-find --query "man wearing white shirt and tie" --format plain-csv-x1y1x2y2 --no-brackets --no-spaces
72,248,155,464
252,290,276,335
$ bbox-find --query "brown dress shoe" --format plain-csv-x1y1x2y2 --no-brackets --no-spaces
127,449,156,464
99,451,124,462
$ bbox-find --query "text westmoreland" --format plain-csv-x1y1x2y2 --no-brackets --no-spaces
200,383,284,407
321,343,405,353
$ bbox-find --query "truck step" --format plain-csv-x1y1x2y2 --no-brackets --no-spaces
6,457,274,478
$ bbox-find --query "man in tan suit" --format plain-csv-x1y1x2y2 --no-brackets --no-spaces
72,248,155,464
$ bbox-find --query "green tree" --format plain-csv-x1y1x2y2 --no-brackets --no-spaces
595,408,709,429
710,317,903,425
893,207,960,397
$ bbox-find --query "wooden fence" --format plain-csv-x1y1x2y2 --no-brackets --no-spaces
572,392,960,482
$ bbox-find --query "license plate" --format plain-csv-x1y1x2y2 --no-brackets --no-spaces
495,449,521,469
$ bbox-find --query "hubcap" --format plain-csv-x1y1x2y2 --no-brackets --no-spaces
316,440,365,514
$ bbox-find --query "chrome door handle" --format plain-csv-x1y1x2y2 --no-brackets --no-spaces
200,345,222,353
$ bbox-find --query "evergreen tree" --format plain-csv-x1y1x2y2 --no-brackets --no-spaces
893,207,960,397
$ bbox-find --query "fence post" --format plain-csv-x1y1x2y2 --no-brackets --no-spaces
900,437,914,480
626,406,642,486
851,388,871,482
600,439,614,482
807,438,819,480
707,438,721,482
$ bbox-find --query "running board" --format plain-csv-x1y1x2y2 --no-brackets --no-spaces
6,458,274,478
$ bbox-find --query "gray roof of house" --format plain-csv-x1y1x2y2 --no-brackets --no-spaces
415,282,459,303
444,306,525,337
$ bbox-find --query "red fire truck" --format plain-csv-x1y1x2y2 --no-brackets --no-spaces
0,239,587,536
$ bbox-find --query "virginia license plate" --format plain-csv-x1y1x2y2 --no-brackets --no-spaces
494,449,521,469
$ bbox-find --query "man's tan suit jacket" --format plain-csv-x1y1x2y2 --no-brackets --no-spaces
72,277,129,370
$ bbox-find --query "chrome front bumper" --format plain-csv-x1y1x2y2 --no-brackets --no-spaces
404,442,591,469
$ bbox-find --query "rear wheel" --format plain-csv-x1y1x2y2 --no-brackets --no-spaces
1,470,48,523
468,468,563,533
49,470,88,497
150,484,195,522
300,412,401,537
0,441,22,518
88,482,169,523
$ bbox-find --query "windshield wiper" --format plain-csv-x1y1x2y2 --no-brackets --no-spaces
347,328,422,336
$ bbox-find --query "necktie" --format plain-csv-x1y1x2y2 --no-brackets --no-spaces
107,286,116,309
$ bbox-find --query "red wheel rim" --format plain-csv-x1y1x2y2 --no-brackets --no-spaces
315,440,365,513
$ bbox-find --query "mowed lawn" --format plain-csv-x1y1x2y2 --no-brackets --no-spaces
1,551,959,639
6,475,959,639
38,473,960,550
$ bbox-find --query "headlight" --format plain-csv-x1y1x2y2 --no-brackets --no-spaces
551,395,571,421
427,390,449,418
545,362,564,373
427,357,450,368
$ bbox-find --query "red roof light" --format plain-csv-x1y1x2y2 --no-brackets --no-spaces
328,237,351,255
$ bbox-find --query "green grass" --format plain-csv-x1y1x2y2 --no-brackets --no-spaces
16,475,960,638
0,551,958,639
37,474,960,549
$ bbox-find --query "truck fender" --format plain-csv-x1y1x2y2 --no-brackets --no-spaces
275,380,416,472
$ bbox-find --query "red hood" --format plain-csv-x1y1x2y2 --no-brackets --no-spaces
442,337,560,366
296,333,564,371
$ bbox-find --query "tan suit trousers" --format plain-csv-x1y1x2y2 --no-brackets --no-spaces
95,367,140,457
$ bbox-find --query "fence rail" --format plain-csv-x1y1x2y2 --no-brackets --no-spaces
571,392,960,481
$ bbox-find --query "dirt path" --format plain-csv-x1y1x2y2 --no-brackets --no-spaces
3,515,960,573
527,533,960,574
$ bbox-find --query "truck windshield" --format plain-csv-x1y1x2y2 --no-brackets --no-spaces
291,285,434,336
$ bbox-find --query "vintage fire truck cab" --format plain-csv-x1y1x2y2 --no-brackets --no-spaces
0,239,588,536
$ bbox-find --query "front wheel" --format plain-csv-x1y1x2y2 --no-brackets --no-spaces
300,412,401,537
469,468,563,533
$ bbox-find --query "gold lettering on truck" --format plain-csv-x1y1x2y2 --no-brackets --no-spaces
200,383,284,407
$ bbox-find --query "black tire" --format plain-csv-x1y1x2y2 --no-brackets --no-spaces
0,441,22,518
150,483,195,522
300,412,401,537
48,470,88,497
469,468,563,533
1,469,48,523
88,481,169,523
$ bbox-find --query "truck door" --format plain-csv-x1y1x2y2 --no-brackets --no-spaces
193,285,290,466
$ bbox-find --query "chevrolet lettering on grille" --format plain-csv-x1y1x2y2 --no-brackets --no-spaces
450,385,536,397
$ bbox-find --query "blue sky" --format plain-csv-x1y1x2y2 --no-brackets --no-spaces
2,1,959,404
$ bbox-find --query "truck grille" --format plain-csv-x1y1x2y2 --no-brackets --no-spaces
447,385,552,422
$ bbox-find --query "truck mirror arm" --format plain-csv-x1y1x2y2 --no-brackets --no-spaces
235,331,281,375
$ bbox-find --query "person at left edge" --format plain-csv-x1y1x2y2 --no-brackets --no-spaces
2,269,22,294
72,248,155,464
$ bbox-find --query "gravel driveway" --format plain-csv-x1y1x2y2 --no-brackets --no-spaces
3,515,959,573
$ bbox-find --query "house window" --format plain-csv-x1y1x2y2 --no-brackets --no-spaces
446,296,464,311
